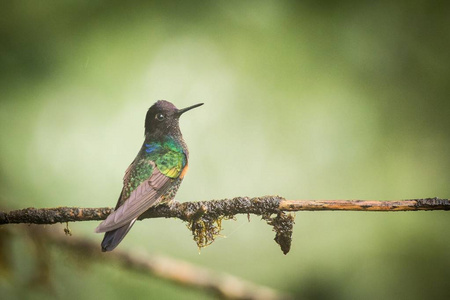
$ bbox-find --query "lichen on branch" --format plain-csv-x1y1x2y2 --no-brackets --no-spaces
1,196,449,254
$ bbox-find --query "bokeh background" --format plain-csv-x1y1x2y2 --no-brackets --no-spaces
1,1,449,299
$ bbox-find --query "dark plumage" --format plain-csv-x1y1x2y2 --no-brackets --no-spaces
95,100,203,251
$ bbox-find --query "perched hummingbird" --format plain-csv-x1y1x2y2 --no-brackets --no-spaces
95,100,203,252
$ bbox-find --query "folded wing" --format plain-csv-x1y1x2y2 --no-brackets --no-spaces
95,161,172,233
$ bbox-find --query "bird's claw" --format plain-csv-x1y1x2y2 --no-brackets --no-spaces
168,200,180,210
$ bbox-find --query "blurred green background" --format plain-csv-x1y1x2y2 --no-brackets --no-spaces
1,1,449,299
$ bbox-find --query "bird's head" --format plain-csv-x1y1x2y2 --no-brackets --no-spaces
144,100,203,139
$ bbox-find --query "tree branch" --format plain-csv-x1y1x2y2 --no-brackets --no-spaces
3,226,291,300
1,197,448,225
38,227,291,300
1,196,448,254
279,197,450,211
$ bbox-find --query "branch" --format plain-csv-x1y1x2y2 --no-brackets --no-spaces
38,227,291,300
3,226,290,300
1,197,448,225
1,197,448,254
279,197,450,211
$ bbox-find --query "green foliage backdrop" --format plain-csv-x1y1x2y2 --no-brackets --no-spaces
1,1,449,299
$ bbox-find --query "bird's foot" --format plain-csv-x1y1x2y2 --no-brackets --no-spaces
168,200,180,210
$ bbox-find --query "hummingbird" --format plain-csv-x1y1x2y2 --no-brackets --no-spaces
95,100,203,252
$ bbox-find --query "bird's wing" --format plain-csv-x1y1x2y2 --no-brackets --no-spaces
95,161,171,233
95,147,186,233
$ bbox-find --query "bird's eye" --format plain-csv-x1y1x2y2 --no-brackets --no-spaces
155,113,165,121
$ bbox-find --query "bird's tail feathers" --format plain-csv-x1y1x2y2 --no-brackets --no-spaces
101,219,136,252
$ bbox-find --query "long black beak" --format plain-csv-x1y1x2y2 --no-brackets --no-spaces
177,103,204,116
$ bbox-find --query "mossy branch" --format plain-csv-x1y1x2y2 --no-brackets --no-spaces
1,196,448,254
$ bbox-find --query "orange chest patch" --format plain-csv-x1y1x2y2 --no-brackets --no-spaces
180,164,189,179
